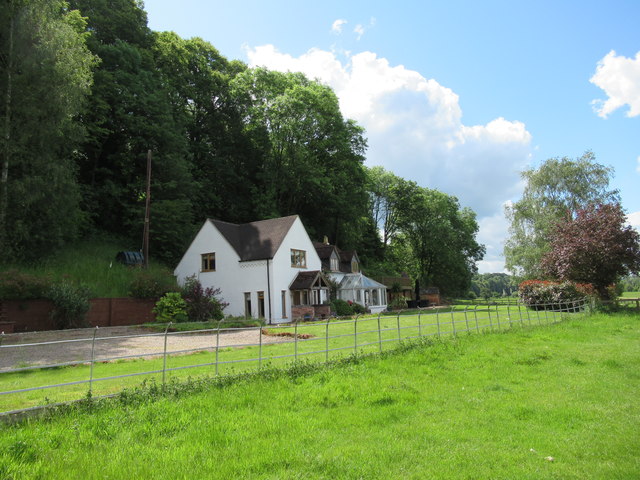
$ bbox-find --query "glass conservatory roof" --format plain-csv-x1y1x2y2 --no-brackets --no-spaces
328,273,386,290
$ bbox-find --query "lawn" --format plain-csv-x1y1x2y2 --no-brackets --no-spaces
0,305,569,412
0,310,638,479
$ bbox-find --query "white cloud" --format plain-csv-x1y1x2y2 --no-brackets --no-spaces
246,45,533,272
590,50,640,118
628,211,640,231
354,24,365,40
331,19,347,34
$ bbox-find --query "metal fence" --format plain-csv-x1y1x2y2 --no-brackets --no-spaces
0,299,591,415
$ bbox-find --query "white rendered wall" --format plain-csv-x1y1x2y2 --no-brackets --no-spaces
174,217,323,323
270,217,322,323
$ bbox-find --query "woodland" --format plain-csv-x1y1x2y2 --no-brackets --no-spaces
0,0,485,296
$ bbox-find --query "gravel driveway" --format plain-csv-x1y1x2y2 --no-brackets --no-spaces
0,326,292,372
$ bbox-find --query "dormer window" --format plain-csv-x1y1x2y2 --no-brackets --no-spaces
330,252,339,271
351,259,359,273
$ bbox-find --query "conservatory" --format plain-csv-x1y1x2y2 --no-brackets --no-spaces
329,272,388,314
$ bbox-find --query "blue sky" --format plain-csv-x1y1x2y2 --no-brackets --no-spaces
145,0,640,273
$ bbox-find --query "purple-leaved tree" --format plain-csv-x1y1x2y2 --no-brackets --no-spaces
541,203,640,299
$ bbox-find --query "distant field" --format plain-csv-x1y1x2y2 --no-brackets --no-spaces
0,310,638,479
621,291,640,298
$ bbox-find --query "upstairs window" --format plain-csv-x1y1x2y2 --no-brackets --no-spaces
330,252,339,271
201,252,216,272
351,259,359,273
291,249,307,268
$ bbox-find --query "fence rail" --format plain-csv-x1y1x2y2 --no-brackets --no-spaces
0,299,591,415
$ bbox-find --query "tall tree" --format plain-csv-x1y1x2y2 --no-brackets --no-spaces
541,203,640,299
70,0,195,264
0,0,96,260
230,68,369,248
397,187,485,296
504,152,620,278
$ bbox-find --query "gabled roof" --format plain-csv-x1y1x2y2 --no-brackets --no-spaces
210,215,298,261
289,270,329,290
313,241,338,261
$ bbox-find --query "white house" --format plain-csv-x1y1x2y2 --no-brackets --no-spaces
313,240,388,314
174,215,330,324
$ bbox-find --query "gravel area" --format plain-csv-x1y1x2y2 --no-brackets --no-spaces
0,326,292,371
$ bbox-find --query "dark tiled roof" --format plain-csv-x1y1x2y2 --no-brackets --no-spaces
313,242,336,260
289,270,326,290
210,215,298,261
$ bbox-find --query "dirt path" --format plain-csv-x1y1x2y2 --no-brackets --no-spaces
0,326,291,371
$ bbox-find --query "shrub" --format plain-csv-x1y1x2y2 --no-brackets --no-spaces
330,299,354,316
153,292,188,323
181,275,228,322
0,270,52,300
129,270,179,299
389,296,408,310
352,302,366,314
518,280,591,310
48,281,92,329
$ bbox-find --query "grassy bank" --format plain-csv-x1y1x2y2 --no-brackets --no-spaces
0,310,638,479
0,237,175,298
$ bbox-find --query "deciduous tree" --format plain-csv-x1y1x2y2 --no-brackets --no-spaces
504,152,620,278
541,203,640,299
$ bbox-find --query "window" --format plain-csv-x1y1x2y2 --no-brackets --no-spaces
201,252,216,272
351,259,359,273
290,249,307,268
257,291,265,318
281,291,287,318
330,253,339,271
244,292,252,319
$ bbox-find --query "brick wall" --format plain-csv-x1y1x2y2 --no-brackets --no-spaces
1,298,156,332
291,304,331,321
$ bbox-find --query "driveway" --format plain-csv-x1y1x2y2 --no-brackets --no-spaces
0,326,291,371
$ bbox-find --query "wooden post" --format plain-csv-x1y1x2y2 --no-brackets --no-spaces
142,150,151,268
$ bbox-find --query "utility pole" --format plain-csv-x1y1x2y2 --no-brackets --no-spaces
142,149,151,268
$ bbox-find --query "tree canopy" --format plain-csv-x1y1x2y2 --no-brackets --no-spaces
504,152,620,278
541,203,640,299
1,0,487,297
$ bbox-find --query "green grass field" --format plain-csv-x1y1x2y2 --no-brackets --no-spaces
0,305,575,412
0,310,638,479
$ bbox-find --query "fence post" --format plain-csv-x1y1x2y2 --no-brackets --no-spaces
325,321,330,364
436,308,441,338
506,304,512,329
162,322,172,388
377,313,383,353
354,315,360,354
463,306,470,333
294,322,299,362
474,305,480,332
396,311,402,342
450,307,456,336
215,320,222,376
258,324,263,369
417,308,423,338
495,304,501,330
487,304,493,332
89,326,99,396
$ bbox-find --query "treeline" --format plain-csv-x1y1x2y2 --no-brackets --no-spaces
0,0,484,296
